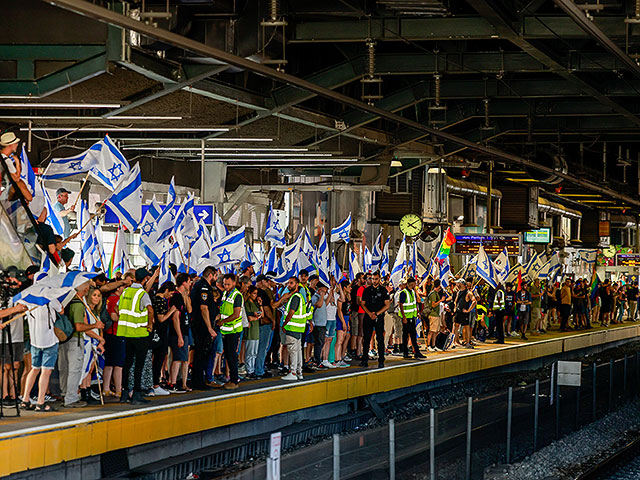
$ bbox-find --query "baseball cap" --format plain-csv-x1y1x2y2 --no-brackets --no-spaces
56,187,71,196
256,274,267,282
135,267,151,282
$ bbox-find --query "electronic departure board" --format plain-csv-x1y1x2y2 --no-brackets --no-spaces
454,234,521,256
616,254,640,267
523,227,551,244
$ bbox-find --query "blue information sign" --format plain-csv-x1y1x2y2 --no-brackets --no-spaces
104,204,214,226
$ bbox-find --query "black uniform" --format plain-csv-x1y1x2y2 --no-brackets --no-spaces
361,285,390,367
189,278,219,388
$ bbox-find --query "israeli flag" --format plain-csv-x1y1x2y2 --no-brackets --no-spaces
105,163,142,232
211,226,246,267
428,258,440,280
262,246,278,274
439,256,451,289
264,204,286,247
88,135,131,190
380,236,390,277
19,145,36,195
147,196,162,221
316,226,330,274
580,249,597,265
42,143,102,180
139,205,162,265
78,200,96,272
39,181,64,235
476,245,498,288
348,248,363,282
93,217,107,272
212,207,229,243
330,252,342,282
390,237,407,288
159,248,175,287
284,232,304,268
526,252,546,281
13,284,71,308
270,259,299,284
371,230,383,269
172,194,195,237
25,271,99,291
363,246,372,273
330,213,351,243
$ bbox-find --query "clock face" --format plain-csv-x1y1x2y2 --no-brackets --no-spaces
399,213,423,237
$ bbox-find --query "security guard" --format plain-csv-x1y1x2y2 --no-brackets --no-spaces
117,268,154,404
281,276,307,380
190,266,218,390
218,273,243,390
492,282,507,344
399,277,425,359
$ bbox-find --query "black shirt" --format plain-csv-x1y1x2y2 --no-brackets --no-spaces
152,295,170,342
190,278,217,334
36,222,56,251
362,285,389,315
168,292,189,338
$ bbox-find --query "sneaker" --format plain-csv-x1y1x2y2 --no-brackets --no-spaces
337,360,350,368
262,371,273,378
297,374,304,380
427,346,436,353
64,400,87,408
238,366,247,375
322,360,337,369
147,389,155,397
153,386,170,396
223,382,239,390
343,355,352,362
169,386,187,394
281,373,298,381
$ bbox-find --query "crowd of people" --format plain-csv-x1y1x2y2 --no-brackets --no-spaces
1,251,637,414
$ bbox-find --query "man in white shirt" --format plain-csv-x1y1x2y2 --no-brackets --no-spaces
53,187,74,239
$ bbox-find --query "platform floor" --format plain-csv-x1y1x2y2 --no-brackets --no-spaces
1,321,638,476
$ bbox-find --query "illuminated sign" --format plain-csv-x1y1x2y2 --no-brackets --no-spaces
523,227,551,244
454,234,521,256
616,254,640,267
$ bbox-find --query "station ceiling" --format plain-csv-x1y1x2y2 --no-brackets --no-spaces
3,0,640,214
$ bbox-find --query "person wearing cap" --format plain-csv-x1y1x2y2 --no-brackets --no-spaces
53,187,75,239
398,277,425,359
116,268,154,404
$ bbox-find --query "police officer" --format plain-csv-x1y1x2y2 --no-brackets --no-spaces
360,271,390,368
118,268,154,404
399,277,425,359
218,273,243,390
190,266,218,390
492,282,507,344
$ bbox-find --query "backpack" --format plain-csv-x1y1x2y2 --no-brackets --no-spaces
54,298,82,344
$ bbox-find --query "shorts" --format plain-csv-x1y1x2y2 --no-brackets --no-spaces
279,325,287,344
350,315,359,336
429,315,441,332
104,333,125,367
31,344,58,369
170,336,190,362
336,315,348,331
326,320,336,337
455,312,470,327
392,313,403,337
0,341,24,364
24,340,31,355
213,327,223,354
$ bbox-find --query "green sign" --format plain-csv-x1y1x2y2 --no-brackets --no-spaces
523,227,551,244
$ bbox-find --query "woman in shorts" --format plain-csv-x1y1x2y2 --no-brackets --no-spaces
335,281,351,367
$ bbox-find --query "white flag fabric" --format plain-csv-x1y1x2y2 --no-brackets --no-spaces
380,236,390,277
88,135,131,190
211,226,246,267
390,237,407,288
371,230,383,269
330,213,351,243
105,163,142,232
78,200,96,272
42,145,100,180
264,204,286,247
476,245,498,288
139,205,163,265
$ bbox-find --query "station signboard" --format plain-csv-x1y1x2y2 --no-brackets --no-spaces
523,227,551,244
454,234,521,256
616,253,640,267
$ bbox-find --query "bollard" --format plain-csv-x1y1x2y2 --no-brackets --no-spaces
333,434,340,480
389,418,395,480
506,387,513,464
624,356,628,398
609,358,614,411
430,408,435,480
575,385,581,430
592,362,597,421
555,382,560,439
534,380,539,451
465,397,472,480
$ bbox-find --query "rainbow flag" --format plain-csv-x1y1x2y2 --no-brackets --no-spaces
107,225,127,279
436,228,456,261
516,270,523,292
590,265,600,302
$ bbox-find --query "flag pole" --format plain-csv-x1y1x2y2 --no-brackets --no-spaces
71,171,92,211
0,306,39,328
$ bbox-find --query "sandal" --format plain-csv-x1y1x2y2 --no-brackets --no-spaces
182,386,192,392
34,403,55,412
19,401,33,410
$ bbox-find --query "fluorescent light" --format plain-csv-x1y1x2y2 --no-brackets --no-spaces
206,138,273,142
558,193,602,198
120,146,309,152
390,160,403,167
20,127,230,132
505,178,539,182
5,115,183,120
0,103,121,108
186,158,362,163
205,153,334,158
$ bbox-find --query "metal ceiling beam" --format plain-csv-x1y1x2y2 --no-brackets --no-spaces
553,0,640,79
43,0,640,208
291,15,638,42
466,0,640,129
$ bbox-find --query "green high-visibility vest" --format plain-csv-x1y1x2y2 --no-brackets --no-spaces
220,288,243,335
401,288,418,319
493,289,506,310
284,292,307,333
117,286,149,338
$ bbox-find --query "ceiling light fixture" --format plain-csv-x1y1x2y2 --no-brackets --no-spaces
185,157,361,163
6,115,183,121
120,146,309,152
0,103,122,108
20,127,230,132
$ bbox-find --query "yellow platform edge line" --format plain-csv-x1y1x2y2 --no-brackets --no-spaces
0,325,637,476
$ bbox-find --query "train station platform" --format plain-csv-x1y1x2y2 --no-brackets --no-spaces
1,322,639,478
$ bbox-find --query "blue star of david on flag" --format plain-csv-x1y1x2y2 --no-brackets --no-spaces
108,163,124,183
264,204,285,247
217,248,232,264
70,161,84,171
141,220,156,237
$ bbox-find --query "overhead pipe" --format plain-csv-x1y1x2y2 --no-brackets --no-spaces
44,0,640,208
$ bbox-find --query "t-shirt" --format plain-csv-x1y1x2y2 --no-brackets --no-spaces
169,292,189,338
362,285,390,316
311,292,328,327
517,290,531,312
27,302,60,349
68,300,86,339
245,299,260,340
425,290,441,317
36,222,56,252
357,286,365,314
326,291,338,321
152,295,170,342
627,287,638,302
505,291,515,312
53,201,71,238
105,293,120,335
190,279,217,334
561,286,572,305
530,284,541,309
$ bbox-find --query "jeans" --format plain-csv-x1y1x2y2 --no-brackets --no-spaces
401,318,420,356
122,336,150,393
313,325,327,365
285,334,302,374
222,332,240,383
255,324,273,376
58,338,84,405
245,339,259,374
362,315,385,366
